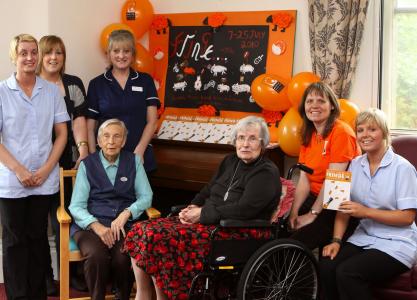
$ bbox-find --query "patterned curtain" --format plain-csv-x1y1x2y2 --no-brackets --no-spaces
308,0,370,98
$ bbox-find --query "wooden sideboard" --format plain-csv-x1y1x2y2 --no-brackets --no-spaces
150,138,285,192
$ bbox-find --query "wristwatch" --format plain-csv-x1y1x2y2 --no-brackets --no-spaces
331,237,342,245
310,209,319,216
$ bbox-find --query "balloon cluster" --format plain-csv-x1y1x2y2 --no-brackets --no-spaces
100,0,155,74
251,72,360,156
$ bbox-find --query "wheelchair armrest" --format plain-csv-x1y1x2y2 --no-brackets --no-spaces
169,204,188,216
219,219,272,228
57,206,71,224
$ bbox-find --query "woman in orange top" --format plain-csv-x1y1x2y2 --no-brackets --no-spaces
288,82,360,250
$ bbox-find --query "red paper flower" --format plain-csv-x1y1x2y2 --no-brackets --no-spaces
262,109,283,123
272,13,293,29
198,105,217,116
208,13,227,28
151,15,169,31
183,67,196,75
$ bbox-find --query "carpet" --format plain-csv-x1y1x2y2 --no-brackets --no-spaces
0,281,90,299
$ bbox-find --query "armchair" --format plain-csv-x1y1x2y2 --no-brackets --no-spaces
372,135,417,300
57,168,161,300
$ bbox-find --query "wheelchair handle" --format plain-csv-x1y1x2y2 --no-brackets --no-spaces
298,163,313,174
286,163,313,179
168,204,188,217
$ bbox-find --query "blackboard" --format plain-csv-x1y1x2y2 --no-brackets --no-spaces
164,25,269,112
149,10,297,119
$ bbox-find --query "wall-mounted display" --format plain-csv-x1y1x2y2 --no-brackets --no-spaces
149,10,297,142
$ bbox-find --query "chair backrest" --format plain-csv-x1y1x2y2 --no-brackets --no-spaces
391,135,417,169
391,135,417,223
59,168,77,208
270,177,296,222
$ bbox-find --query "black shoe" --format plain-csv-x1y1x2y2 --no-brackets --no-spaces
112,286,121,300
46,276,58,296
70,275,88,292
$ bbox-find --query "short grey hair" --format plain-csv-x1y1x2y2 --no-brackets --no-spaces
97,118,128,139
231,116,270,148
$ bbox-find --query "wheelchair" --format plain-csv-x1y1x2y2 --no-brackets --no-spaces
171,163,319,300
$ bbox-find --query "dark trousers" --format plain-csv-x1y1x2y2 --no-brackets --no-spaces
290,194,357,250
73,230,133,300
320,242,409,300
0,195,53,300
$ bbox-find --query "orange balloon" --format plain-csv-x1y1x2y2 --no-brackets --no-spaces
338,99,360,129
277,108,303,156
134,43,154,75
251,74,291,112
287,72,320,109
121,0,154,39
100,23,134,53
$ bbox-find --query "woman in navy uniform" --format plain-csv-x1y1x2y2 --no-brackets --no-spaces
86,30,160,172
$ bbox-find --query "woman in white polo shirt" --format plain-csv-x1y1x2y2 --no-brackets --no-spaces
320,108,417,300
0,34,69,299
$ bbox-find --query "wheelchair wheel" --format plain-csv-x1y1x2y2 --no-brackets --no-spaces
189,273,215,300
189,271,239,300
237,238,319,300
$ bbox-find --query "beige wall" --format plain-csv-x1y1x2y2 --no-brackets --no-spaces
0,0,48,73
0,0,378,108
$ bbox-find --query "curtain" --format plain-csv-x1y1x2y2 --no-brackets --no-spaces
308,0,370,98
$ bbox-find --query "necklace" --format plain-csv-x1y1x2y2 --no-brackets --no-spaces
223,161,240,201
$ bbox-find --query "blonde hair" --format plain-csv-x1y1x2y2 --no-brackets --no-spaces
38,35,66,75
355,108,391,146
107,30,136,65
9,34,38,64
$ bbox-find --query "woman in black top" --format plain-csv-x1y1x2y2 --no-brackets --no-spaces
125,116,281,300
38,35,89,294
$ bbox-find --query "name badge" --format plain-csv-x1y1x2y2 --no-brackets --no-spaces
132,86,143,92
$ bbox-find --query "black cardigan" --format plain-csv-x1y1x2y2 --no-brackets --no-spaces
191,153,281,224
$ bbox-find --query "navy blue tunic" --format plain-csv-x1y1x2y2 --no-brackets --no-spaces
87,69,160,172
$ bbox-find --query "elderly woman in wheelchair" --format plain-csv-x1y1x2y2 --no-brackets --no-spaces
69,118,153,300
125,116,320,300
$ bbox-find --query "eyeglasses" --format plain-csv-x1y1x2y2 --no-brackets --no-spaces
101,134,123,142
236,135,262,144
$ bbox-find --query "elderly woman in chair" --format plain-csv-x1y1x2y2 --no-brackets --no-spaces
69,119,153,300
124,116,282,300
